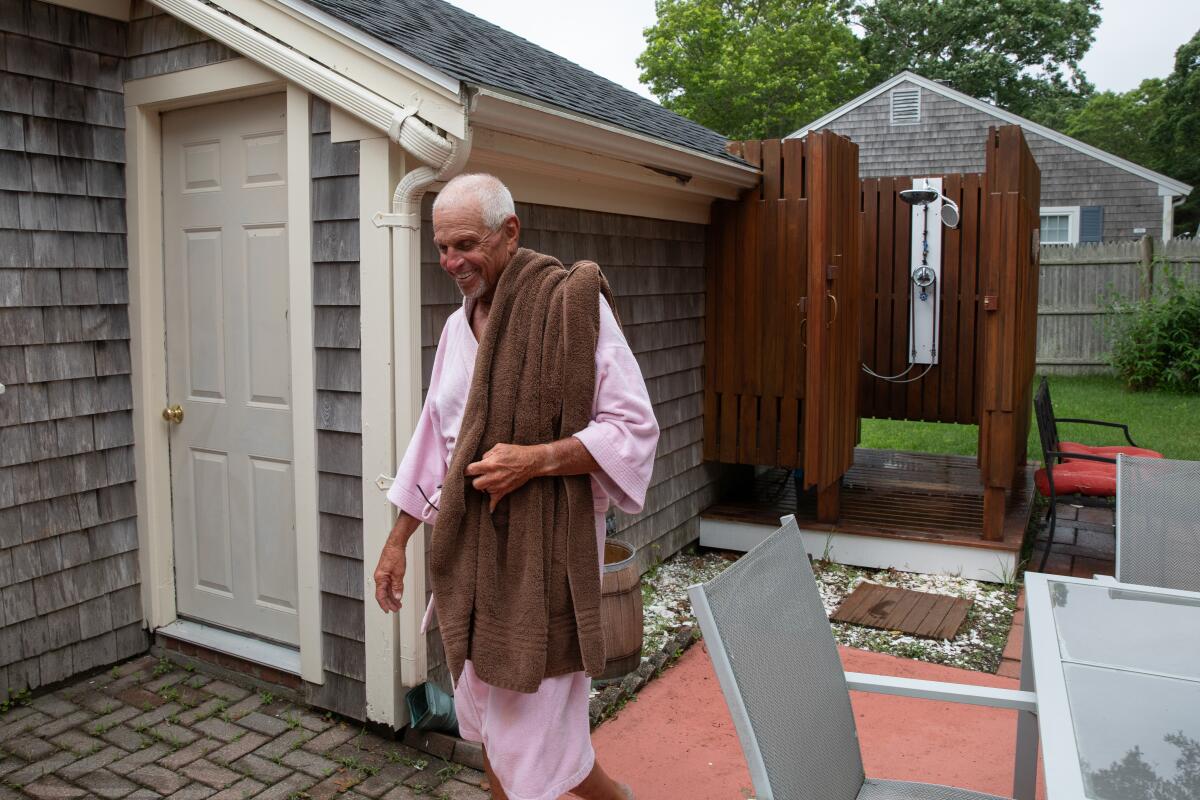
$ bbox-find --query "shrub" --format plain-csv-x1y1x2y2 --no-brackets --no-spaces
1107,272,1200,393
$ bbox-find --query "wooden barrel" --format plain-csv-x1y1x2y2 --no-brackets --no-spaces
598,539,643,679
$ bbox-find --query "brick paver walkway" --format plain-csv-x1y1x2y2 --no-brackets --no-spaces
997,503,1116,680
0,655,489,800
1028,503,1116,580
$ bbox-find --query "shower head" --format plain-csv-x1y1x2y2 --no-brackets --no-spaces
898,187,940,206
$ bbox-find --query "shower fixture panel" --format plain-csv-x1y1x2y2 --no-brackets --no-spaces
900,177,957,366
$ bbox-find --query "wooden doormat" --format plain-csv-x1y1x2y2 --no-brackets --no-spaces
831,583,971,640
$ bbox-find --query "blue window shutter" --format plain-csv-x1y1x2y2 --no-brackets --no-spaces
1080,206,1103,242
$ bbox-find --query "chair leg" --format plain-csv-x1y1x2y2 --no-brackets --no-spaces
1039,500,1057,572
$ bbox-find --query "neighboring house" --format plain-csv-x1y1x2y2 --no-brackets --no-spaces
789,71,1192,242
0,0,758,724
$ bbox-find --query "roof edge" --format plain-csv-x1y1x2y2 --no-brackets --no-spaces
789,71,1192,197
274,0,461,95
470,86,760,190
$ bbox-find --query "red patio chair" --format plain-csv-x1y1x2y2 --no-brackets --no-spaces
1032,376,1161,571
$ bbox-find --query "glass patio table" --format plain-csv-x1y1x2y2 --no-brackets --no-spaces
1014,572,1200,800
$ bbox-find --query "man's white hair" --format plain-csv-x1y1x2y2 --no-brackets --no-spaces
433,173,515,230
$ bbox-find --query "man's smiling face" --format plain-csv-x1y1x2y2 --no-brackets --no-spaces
432,197,519,302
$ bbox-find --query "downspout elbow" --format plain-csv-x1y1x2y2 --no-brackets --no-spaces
374,108,473,229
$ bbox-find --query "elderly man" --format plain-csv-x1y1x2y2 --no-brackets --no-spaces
373,173,658,800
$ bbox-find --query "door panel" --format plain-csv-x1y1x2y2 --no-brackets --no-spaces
163,93,299,646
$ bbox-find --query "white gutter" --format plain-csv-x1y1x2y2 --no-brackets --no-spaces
149,0,453,167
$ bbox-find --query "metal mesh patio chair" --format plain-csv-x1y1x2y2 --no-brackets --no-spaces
1116,454,1200,592
688,516,1035,800
1032,376,1162,571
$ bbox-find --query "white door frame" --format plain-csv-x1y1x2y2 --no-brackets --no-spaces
125,58,323,683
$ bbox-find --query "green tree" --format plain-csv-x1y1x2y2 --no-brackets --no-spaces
853,0,1101,124
637,0,869,140
1150,29,1200,237
1061,79,1165,169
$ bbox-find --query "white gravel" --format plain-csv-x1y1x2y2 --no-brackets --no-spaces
632,547,1017,675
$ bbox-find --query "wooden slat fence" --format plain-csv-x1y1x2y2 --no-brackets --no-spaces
804,133,862,519
978,126,1042,540
858,173,985,424
706,132,861,509
705,137,810,469
1038,238,1200,374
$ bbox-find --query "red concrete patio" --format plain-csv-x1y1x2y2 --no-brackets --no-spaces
592,639,1047,800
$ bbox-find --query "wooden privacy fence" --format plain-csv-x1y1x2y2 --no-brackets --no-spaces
1038,238,1200,374
703,132,861,518
977,126,1041,540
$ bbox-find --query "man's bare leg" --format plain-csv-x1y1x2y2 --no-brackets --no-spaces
482,748,508,800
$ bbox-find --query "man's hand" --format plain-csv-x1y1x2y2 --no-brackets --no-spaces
374,511,420,613
465,443,542,512
373,541,407,613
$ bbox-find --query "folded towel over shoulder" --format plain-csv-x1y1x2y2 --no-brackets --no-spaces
430,248,616,694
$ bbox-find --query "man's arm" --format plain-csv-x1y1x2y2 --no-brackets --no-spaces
465,438,598,512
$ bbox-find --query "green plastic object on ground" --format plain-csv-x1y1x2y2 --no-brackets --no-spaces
405,681,459,735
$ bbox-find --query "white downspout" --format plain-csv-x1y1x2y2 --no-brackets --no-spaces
1163,194,1182,242
373,116,472,690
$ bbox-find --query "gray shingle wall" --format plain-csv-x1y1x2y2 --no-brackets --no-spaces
814,80,1166,239
0,0,147,696
419,199,717,689
305,98,367,720
123,0,236,81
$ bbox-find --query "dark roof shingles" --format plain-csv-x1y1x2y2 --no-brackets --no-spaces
298,0,741,164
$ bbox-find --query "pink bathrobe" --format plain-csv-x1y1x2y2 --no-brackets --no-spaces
387,294,659,800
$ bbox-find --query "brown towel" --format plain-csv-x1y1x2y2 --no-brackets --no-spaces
430,248,616,693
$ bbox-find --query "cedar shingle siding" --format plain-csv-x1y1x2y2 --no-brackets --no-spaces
813,80,1166,240
0,0,144,696
0,0,257,701
307,98,368,720
419,199,717,690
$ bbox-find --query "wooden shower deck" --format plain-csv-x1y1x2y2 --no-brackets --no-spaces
702,448,1035,553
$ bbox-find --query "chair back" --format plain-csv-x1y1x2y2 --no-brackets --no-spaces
1117,455,1200,591
1033,376,1060,463
687,517,864,800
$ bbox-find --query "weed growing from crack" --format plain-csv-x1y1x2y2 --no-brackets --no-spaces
434,762,462,781
399,755,428,771
0,688,31,715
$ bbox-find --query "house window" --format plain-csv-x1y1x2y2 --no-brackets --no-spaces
890,88,921,125
1040,206,1080,245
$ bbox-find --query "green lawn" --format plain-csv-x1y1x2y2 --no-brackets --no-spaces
860,374,1200,462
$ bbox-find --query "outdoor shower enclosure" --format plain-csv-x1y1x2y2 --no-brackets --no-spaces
704,126,1041,543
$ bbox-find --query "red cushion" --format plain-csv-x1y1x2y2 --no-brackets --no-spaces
1035,461,1117,498
1059,441,1163,460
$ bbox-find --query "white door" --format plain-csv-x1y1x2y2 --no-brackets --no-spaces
162,94,299,647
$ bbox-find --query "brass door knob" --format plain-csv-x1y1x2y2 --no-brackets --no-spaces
162,405,184,424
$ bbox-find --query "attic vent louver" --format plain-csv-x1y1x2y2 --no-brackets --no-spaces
891,88,921,125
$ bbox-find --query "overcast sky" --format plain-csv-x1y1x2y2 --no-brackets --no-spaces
447,0,1200,100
